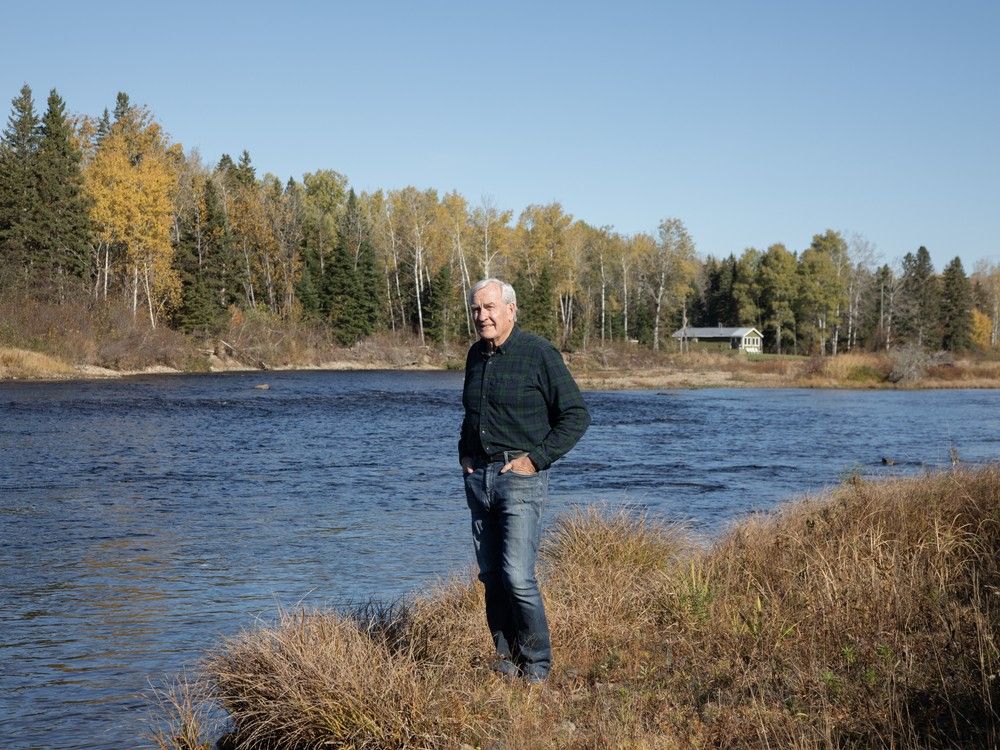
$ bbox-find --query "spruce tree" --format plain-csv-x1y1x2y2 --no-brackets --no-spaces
425,264,458,344
235,150,256,186
35,89,91,296
0,84,42,289
201,178,237,310
216,153,236,181
296,262,321,317
898,246,940,349
516,265,558,342
710,255,737,324
175,176,234,333
113,91,131,122
940,257,972,351
325,237,361,344
94,108,111,144
351,234,381,338
173,207,211,334
175,274,216,334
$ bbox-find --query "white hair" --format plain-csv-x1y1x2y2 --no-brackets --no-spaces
468,278,517,307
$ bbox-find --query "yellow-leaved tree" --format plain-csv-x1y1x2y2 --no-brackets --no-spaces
971,308,993,351
84,100,179,327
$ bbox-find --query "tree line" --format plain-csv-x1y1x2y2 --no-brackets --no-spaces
2,85,998,355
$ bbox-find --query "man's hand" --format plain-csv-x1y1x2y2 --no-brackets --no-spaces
501,455,537,475
460,456,475,474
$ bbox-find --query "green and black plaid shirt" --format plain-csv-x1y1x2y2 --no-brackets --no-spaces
459,326,590,470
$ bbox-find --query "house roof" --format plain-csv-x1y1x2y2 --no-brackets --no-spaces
671,327,761,339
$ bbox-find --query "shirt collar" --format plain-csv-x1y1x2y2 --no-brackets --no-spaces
479,325,521,356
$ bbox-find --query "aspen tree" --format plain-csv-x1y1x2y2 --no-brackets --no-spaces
759,244,797,354
84,101,179,326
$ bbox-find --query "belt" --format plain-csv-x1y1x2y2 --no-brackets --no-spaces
482,450,527,463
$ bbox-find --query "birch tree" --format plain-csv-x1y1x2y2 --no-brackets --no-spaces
645,218,696,351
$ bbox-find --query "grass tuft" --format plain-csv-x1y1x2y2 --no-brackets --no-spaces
154,468,1000,748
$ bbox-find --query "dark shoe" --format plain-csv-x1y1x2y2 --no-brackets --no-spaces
490,657,520,678
522,671,547,685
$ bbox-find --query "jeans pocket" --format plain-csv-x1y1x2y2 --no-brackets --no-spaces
501,468,548,503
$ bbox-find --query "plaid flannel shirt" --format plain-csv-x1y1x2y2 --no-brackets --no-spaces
458,326,590,470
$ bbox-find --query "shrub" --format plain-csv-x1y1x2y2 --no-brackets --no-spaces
889,344,932,383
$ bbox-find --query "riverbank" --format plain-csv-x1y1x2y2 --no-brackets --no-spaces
5,295,1000,388
5,341,1000,391
153,465,1000,749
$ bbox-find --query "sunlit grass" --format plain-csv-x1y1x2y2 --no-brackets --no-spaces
154,466,1000,748
0,346,73,378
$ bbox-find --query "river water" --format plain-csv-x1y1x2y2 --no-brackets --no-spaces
2,371,999,749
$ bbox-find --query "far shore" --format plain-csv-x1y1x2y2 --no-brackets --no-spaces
4,344,1000,391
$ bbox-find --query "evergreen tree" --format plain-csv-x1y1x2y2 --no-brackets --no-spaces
202,178,237,309
897,246,940,349
0,84,42,288
296,261,321,317
696,257,720,324
113,91,131,122
940,256,972,351
325,237,361,344
703,255,736,325
94,108,111,144
175,176,235,333
516,264,558,342
354,233,380,338
174,182,210,333
235,150,256,186
175,274,216,334
35,89,91,296
425,264,459,344
344,190,380,338
216,153,236,179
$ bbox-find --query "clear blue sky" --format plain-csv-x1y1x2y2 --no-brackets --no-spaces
5,0,998,270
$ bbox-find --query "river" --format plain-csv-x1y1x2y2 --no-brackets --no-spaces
2,371,999,749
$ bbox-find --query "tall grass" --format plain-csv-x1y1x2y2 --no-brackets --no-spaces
153,468,1000,748
0,346,74,378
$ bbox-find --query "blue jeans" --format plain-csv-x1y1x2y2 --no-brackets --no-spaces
464,458,551,678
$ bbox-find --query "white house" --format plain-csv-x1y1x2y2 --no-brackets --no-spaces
671,326,763,353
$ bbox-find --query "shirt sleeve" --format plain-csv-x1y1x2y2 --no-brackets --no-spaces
458,346,477,461
526,344,590,470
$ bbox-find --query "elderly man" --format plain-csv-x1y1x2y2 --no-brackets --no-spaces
459,278,590,683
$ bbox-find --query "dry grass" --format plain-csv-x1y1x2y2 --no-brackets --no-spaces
153,467,1000,748
0,295,206,372
0,346,74,378
812,352,890,383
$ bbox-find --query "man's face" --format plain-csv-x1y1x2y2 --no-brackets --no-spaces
471,283,516,347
